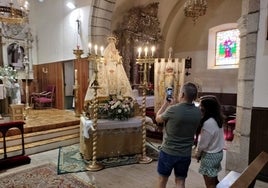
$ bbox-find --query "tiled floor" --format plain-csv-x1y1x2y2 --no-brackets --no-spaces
1,109,268,187
1,144,268,188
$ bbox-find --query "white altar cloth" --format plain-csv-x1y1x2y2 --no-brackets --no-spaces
80,116,148,159
136,96,154,107
81,116,153,138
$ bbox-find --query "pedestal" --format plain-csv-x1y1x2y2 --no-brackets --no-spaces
80,116,143,160
9,104,25,121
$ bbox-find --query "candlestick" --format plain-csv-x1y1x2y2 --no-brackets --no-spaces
73,48,84,117
86,48,103,172
73,46,84,59
135,46,155,164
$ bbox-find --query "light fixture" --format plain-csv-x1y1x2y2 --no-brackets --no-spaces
184,0,207,24
66,2,76,10
0,0,29,24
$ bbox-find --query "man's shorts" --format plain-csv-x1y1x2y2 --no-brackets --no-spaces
157,150,191,179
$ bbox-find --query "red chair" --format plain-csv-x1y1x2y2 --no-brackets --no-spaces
226,118,236,141
31,85,55,109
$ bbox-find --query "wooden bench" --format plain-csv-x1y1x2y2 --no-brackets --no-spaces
217,151,268,188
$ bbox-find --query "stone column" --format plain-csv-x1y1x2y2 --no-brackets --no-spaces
225,0,260,172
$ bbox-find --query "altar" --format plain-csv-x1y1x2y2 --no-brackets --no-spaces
79,37,156,161
80,116,143,160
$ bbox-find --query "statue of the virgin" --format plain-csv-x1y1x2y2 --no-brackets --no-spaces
84,36,134,103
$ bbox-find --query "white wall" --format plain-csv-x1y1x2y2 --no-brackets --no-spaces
176,51,238,93
29,0,91,64
254,0,268,107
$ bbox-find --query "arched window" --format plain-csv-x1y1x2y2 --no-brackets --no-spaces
207,23,240,69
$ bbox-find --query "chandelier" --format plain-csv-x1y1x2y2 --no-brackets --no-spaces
0,0,29,24
184,0,207,24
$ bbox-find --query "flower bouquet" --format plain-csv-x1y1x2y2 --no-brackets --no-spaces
0,65,18,101
100,95,134,120
0,65,17,84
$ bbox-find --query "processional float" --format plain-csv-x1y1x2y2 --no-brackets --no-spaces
73,40,157,170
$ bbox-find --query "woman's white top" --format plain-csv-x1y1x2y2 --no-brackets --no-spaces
196,117,225,156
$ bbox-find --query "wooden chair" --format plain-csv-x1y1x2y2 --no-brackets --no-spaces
0,121,31,170
31,85,55,109
217,151,268,188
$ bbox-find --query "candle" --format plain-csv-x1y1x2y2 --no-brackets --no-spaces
144,47,148,57
138,47,142,58
94,44,98,55
88,43,92,54
25,65,29,74
151,46,155,57
24,1,29,10
100,46,104,56
74,69,77,81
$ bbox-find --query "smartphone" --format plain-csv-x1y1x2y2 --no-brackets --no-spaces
166,87,173,102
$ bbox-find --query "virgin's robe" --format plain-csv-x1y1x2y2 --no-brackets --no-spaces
84,37,134,103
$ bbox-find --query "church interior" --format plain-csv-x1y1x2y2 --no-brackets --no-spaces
1,0,268,187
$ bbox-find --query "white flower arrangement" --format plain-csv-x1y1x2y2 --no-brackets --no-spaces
0,65,17,83
0,65,18,100
101,95,134,120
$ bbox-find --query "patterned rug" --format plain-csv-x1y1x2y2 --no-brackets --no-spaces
0,163,93,188
57,143,159,175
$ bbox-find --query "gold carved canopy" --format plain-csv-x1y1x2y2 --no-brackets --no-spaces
114,2,162,86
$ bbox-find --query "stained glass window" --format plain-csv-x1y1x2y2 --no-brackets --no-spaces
215,29,240,66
